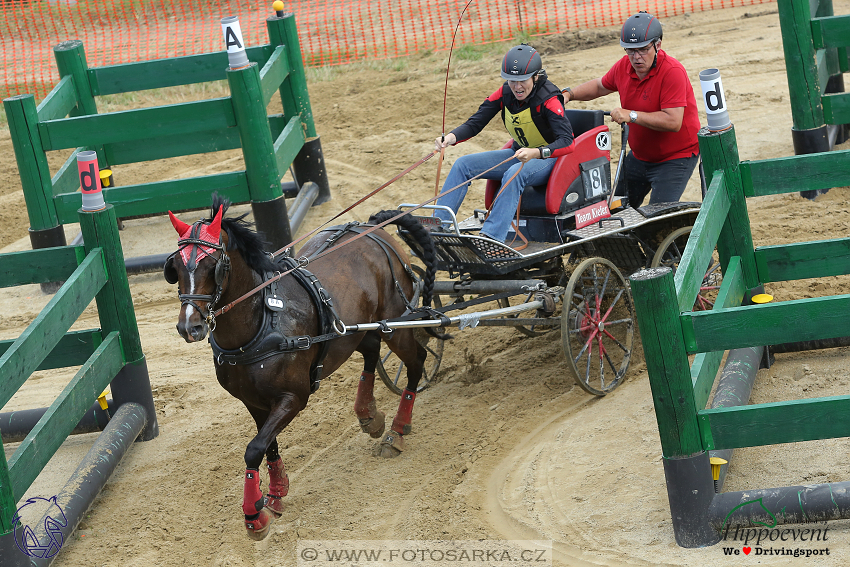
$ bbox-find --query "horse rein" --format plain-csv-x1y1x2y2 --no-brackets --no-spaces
211,155,523,320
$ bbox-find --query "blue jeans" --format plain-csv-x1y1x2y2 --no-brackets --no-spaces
616,152,699,208
434,149,556,242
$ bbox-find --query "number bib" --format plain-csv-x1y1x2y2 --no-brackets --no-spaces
503,106,547,148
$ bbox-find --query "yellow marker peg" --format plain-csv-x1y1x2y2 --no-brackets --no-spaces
273,1,284,15
710,456,728,493
99,169,113,188
97,387,111,411
751,293,773,304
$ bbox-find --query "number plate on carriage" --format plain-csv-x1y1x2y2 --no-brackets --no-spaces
412,215,442,230
266,296,285,311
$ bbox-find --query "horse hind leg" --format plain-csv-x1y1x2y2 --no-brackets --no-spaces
379,329,426,458
354,331,386,439
264,440,289,517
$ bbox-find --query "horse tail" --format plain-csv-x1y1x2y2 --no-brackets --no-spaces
368,210,437,308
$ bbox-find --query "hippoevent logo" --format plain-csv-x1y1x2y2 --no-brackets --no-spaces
12,496,68,559
719,498,830,558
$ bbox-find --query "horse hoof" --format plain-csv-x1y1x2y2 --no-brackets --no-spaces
377,430,404,458
359,410,386,438
245,508,275,541
265,495,284,517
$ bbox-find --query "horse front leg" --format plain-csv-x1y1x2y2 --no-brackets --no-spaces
354,331,386,438
379,330,426,458
242,393,304,540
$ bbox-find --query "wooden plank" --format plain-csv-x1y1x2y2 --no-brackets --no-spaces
690,257,744,409
104,127,241,165
38,99,236,151
0,250,106,409
776,0,823,129
811,15,850,49
816,49,831,96
739,151,850,197
88,45,273,95
51,148,83,197
54,172,251,224
260,46,290,105
36,76,78,122
755,237,850,282
274,115,306,176
683,294,850,354
0,330,101,371
699,394,850,450
674,172,729,312
823,92,850,125
0,245,85,288
691,351,724,410
7,332,123,501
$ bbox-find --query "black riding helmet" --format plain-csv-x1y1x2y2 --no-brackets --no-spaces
501,44,542,81
620,11,663,48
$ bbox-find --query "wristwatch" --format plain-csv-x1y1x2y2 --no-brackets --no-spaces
629,110,638,123
540,147,552,159
563,87,573,101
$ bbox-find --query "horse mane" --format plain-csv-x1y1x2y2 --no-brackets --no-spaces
207,194,278,275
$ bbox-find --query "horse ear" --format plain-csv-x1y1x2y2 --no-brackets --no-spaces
208,205,224,242
169,211,191,235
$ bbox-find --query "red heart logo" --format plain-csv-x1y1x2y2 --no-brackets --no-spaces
743,547,751,555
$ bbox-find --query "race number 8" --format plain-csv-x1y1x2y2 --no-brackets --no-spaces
515,127,529,146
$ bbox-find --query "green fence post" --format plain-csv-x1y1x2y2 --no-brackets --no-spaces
698,126,759,292
3,93,67,293
630,266,718,547
79,204,159,441
267,12,331,205
227,61,293,249
776,0,849,197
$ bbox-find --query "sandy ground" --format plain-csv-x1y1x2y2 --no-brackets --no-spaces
4,3,850,566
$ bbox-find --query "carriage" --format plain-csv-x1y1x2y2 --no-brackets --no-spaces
375,109,711,396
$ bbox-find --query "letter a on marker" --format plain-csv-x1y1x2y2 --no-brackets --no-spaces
225,27,243,49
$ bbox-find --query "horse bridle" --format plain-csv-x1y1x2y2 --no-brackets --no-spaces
166,220,231,330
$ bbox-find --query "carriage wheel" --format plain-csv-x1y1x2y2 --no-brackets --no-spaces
650,227,722,311
495,294,558,337
562,257,635,396
377,295,446,395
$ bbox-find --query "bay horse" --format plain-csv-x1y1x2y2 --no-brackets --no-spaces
164,195,437,540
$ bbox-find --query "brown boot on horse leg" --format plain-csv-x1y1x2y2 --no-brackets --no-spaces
353,332,386,438
378,333,426,458
241,394,303,540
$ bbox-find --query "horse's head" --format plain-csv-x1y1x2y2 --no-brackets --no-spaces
164,205,231,342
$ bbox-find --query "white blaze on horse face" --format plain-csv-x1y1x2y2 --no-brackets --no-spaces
184,270,199,320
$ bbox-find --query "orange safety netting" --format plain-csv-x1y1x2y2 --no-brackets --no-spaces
1,0,774,101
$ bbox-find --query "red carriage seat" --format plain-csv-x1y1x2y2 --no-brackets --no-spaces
485,109,611,215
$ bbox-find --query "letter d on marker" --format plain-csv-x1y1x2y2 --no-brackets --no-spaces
77,150,106,211
699,68,731,131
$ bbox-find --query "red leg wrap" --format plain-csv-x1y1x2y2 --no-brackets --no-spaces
391,389,416,434
354,372,377,419
266,458,289,516
242,469,265,516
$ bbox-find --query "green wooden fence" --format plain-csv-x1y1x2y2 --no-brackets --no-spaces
630,124,850,545
0,204,158,564
3,11,329,255
777,0,850,187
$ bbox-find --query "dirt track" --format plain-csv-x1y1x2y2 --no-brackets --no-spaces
4,3,850,566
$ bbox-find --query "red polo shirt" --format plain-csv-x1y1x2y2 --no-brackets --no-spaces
601,50,700,163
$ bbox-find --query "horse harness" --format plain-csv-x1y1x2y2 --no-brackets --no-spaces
200,222,419,393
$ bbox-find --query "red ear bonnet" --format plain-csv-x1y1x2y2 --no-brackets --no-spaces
169,210,191,236
207,205,223,243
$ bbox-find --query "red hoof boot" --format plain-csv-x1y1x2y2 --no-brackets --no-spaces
266,458,289,516
245,508,274,541
359,409,386,438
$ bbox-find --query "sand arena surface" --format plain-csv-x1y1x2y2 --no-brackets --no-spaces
3,4,850,565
